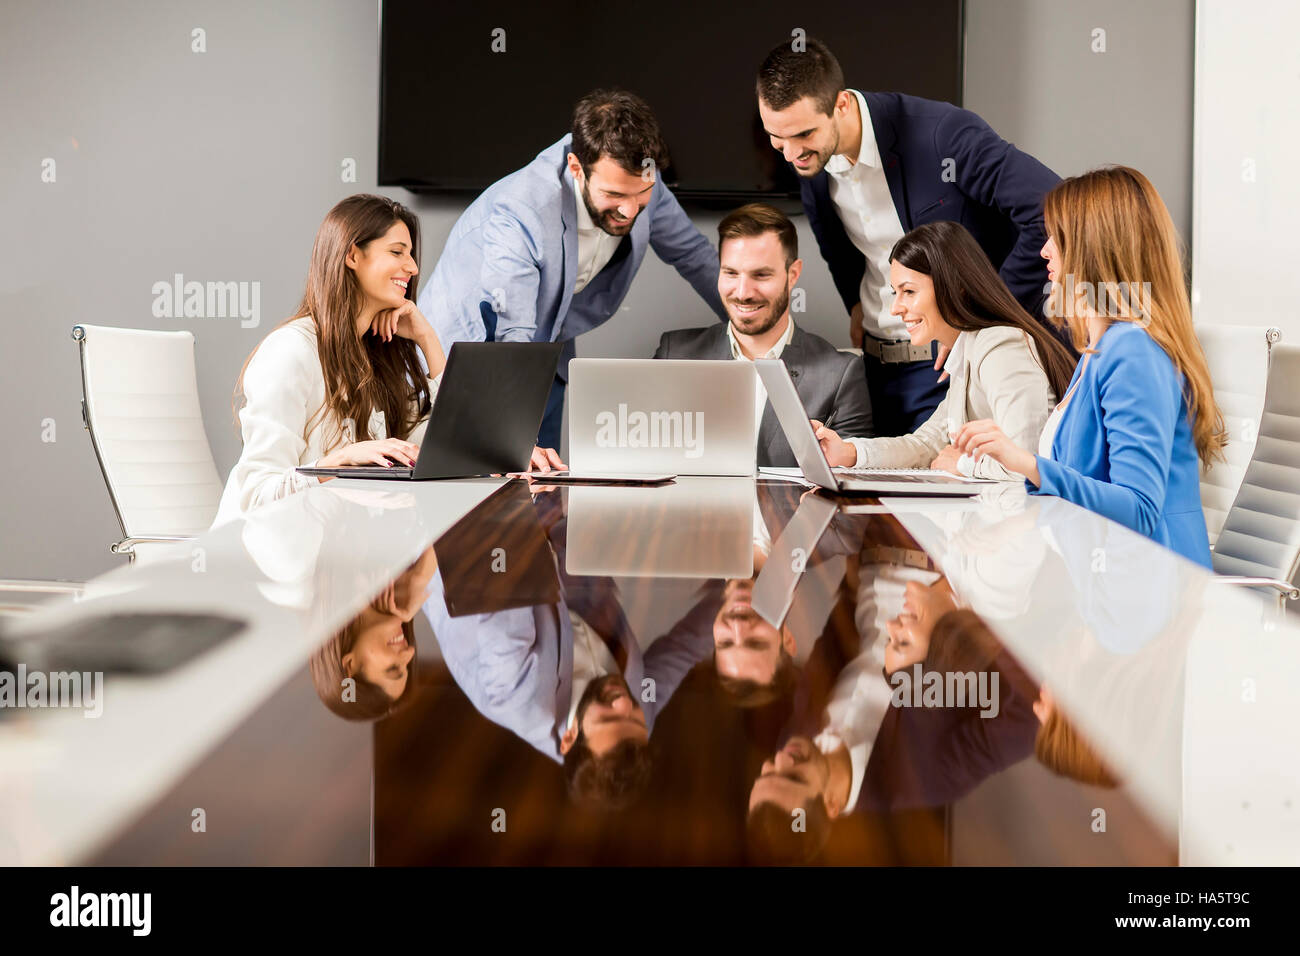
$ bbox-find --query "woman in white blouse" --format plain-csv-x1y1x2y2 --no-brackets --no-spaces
214,195,448,525
815,221,1077,480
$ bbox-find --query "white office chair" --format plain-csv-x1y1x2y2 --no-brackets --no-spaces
73,324,224,563
1197,324,1280,546
1211,342,1300,610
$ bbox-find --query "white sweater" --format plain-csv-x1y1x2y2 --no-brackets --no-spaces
213,317,440,526
857,325,1056,480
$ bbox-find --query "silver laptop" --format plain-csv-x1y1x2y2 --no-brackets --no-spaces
753,359,995,497
567,358,757,477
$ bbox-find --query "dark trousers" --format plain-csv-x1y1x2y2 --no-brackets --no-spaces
537,375,566,450
862,344,948,438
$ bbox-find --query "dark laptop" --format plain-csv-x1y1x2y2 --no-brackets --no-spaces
296,341,562,481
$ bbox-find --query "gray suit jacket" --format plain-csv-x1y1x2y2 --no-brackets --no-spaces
653,323,874,467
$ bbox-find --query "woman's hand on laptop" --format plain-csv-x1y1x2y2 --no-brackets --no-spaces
810,420,856,468
528,446,566,473
318,438,419,468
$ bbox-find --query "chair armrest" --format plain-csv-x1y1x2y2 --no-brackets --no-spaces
1210,575,1300,601
110,535,195,555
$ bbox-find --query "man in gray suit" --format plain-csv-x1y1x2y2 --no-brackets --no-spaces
652,204,873,467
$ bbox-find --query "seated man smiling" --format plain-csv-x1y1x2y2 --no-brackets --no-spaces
654,203,873,467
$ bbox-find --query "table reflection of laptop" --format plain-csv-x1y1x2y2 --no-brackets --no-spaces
565,477,755,578
754,359,995,497
560,358,757,481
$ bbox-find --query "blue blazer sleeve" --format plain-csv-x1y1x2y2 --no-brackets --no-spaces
479,199,546,343
936,107,1059,317
1031,332,1179,539
647,183,728,322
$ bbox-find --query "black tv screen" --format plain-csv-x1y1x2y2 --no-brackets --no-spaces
379,1,963,199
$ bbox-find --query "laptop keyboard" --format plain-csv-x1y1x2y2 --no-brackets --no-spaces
833,467,944,476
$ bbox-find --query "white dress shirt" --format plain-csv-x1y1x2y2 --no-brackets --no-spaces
825,90,908,341
727,316,871,468
213,317,441,526
565,611,620,732
572,175,620,294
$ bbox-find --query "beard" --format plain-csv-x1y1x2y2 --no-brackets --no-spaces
581,179,638,236
790,124,841,178
728,280,791,337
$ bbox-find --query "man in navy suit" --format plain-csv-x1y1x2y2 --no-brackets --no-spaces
755,38,1060,436
418,89,726,452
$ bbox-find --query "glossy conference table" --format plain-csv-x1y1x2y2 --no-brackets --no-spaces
1,475,1297,866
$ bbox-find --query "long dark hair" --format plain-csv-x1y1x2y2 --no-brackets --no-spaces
889,221,1077,401
235,194,432,448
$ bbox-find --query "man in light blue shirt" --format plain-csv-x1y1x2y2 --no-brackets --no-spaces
417,89,726,449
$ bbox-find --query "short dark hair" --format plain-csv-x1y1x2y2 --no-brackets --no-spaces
571,89,670,178
718,203,799,268
564,738,655,811
756,37,844,115
746,799,832,865
562,675,654,810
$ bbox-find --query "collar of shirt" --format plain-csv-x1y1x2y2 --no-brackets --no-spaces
824,90,882,178
943,330,969,376
727,314,796,361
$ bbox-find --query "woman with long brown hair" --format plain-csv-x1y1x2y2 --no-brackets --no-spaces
814,221,1077,480
214,194,446,524
953,166,1225,567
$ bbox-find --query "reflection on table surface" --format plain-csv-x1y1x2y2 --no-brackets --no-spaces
12,476,1294,866
350,477,1278,866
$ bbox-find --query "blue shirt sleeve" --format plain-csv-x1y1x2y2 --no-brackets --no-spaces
1031,330,1179,538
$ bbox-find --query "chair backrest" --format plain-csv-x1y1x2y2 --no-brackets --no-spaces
74,324,223,538
1212,341,1300,583
1196,324,1278,545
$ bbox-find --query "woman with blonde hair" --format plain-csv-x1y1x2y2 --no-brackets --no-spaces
953,166,1225,567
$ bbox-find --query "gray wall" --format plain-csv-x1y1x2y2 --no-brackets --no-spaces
0,0,1193,581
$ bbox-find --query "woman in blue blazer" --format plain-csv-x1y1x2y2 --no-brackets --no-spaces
952,167,1226,568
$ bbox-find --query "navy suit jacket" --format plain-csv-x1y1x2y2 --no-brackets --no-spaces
801,92,1060,322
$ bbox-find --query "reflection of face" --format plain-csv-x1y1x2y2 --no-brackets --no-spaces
749,736,831,815
347,220,417,314
714,579,790,684
578,674,648,756
1033,685,1055,725
758,95,843,178
343,607,414,700
572,156,654,236
719,232,800,338
889,260,950,348
884,615,928,674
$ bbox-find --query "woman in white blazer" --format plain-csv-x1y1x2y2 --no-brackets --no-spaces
816,221,1077,481
214,195,449,525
